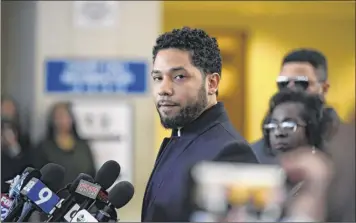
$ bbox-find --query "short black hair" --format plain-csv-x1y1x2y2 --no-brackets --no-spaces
153,26,222,77
282,48,328,82
262,89,331,154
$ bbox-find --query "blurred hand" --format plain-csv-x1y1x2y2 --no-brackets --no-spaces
280,146,334,221
280,147,334,191
3,129,19,147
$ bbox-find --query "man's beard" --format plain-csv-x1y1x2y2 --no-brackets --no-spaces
157,86,208,129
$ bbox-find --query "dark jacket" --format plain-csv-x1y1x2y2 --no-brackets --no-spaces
250,138,278,165
251,106,341,164
141,102,259,222
1,147,34,193
326,121,355,222
36,139,96,186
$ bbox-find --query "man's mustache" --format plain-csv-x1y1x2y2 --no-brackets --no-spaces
157,100,180,107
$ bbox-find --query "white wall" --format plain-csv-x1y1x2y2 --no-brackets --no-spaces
2,1,162,220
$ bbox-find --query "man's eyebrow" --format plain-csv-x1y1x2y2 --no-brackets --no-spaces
151,66,187,75
151,70,161,75
170,66,186,72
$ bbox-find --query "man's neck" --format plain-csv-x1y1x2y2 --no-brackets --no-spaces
176,100,218,136
204,96,217,114
206,101,217,110
191,100,217,124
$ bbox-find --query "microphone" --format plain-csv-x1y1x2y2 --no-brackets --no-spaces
73,179,102,212
46,173,95,222
70,209,98,222
3,167,42,222
40,163,66,193
95,181,135,222
1,193,14,221
7,175,21,197
80,160,121,211
16,163,66,222
95,160,121,190
108,181,134,209
8,167,42,199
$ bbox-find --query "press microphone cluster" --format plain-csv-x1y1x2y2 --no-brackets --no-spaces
1,160,135,222
70,181,134,222
2,164,64,222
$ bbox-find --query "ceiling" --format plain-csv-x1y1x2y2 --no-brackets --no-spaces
164,1,355,20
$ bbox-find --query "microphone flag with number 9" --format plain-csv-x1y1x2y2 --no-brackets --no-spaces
21,178,60,214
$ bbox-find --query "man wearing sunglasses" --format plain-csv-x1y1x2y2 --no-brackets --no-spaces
277,49,329,99
251,48,340,164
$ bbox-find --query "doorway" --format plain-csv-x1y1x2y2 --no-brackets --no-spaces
206,29,247,135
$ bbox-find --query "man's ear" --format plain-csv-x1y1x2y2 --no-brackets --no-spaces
322,81,330,94
207,73,220,95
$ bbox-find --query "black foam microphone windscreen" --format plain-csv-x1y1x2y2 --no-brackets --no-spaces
108,181,134,209
40,163,66,192
95,160,121,190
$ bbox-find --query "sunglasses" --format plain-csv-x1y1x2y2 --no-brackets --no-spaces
263,121,306,133
276,76,309,91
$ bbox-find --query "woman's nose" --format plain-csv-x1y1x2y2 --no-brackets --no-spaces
274,128,288,137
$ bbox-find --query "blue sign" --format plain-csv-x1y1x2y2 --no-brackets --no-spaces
45,59,148,94
21,178,60,214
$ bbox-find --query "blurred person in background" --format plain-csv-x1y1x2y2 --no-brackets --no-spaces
252,49,340,164
1,96,34,193
1,95,32,150
142,27,258,222
36,101,96,185
1,118,34,193
325,111,355,222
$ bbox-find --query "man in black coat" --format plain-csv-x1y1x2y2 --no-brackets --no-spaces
251,49,340,164
141,27,258,222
